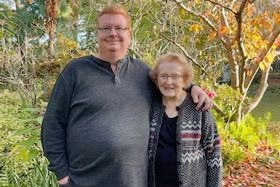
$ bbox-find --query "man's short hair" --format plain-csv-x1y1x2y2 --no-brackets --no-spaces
96,5,132,30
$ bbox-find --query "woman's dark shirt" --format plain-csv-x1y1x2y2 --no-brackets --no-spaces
155,112,179,187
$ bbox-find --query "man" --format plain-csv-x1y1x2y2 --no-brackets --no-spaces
41,5,211,187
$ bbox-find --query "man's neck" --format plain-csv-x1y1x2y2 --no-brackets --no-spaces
97,52,126,65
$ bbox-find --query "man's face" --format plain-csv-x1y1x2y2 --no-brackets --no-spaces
97,14,131,55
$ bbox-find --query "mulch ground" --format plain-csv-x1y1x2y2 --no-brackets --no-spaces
223,144,280,187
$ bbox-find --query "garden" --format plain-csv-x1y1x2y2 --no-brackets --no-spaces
1,0,280,186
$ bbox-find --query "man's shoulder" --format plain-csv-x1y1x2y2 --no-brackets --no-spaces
62,55,93,71
127,55,150,69
58,55,94,77
67,55,93,67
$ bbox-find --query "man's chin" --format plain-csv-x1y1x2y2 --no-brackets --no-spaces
107,48,119,52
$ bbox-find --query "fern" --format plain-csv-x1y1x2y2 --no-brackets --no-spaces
0,172,9,187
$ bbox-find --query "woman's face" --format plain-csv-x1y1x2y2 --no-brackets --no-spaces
156,61,186,99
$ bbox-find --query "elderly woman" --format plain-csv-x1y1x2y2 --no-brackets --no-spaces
148,53,222,187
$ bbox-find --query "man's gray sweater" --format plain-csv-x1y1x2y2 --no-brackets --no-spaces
41,55,153,187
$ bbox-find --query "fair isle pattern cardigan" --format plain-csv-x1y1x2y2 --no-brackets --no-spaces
148,95,222,187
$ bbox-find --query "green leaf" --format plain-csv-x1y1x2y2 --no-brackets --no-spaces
28,149,39,160
18,118,41,125
36,116,43,124
13,127,34,136
17,149,29,162
20,107,39,113
10,145,20,154
18,135,38,150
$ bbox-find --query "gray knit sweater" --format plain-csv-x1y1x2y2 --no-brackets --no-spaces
148,95,222,187
41,55,153,187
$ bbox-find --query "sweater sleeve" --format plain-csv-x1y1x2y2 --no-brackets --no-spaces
41,73,72,180
201,111,223,187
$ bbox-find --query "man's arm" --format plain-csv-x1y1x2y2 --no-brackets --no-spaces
41,74,71,181
190,85,213,111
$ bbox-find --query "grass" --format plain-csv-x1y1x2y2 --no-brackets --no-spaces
251,86,280,123
250,85,280,138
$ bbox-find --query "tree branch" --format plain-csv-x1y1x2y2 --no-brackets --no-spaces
235,0,248,92
220,7,233,47
206,0,237,14
172,0,227,45
128,47,142,59
172,0,239,89
245,24,280,88
160,33,207,74
235,0,247,60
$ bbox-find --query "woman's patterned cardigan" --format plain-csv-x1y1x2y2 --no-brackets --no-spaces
148,95,222,187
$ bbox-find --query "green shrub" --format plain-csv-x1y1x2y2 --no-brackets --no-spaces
221,140,246,166
217,121,246,166
218,112,280,167
229,114,270,151
0,90,56,187
198,82,247,122
0,157,57,187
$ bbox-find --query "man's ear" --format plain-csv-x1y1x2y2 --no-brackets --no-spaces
126,30,132,48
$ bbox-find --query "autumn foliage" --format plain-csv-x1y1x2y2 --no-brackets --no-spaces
170,0,280,122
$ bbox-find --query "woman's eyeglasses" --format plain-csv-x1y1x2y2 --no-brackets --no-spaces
158,73,183,81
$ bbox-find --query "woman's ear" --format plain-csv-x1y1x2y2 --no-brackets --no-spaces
183,75,190,89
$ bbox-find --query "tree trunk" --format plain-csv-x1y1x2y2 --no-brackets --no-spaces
243,67,269,115
46,0,60,59
14,0,20,9
48,29,55,58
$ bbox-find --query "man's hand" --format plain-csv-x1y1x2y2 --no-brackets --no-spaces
191,85,213,111
58,176,69,186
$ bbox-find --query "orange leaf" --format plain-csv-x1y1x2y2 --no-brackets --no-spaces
208,31,217,40
259,19,271,30
218,26,228,36
273,13,280,23
275,37,280,47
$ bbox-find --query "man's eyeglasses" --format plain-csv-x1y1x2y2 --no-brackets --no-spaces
158,73,183,81
98,26,128,34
